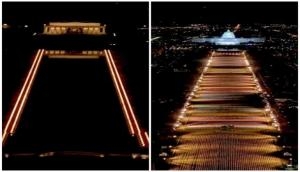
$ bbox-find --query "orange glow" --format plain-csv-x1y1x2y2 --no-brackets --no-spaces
3,48,148,148
144,132,149,143
104,50,135,135
3,49,44,144
107,50,145,147
11,49,45,133
170,50,283,169
106,49,148,147
2,49,149,147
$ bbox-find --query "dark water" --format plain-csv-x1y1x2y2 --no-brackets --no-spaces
5,57,137,152
2,27,149,169
3,56,148,169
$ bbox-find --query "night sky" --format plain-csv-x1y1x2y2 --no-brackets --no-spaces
2,2,148,32
152,2,298,25
3,2,297,26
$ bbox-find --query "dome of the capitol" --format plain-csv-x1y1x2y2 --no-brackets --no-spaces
220,30,236,39
191,29,265,46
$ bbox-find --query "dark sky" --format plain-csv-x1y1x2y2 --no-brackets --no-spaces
152,2,298,25
3,2,297,27
2,2,148,30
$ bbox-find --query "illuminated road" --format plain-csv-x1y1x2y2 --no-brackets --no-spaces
168,51,286,170
3,49,148,169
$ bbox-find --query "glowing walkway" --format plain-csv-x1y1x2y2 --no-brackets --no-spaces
3,49,148,148
169,51,285,170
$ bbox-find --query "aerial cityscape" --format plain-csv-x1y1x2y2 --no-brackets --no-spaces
2,2,148,170
2,1,298,171
152,2,297,170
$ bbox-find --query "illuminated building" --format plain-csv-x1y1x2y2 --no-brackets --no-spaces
43,22,106,35
192,30,265,45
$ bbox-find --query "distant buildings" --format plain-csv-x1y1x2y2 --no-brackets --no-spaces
43,22,106,35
